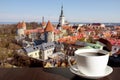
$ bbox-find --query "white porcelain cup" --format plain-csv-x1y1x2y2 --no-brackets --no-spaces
68,49,109,76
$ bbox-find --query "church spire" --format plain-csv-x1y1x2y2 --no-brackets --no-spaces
41,16,46,28
60,5,64,17
42,16,44,22
57,5,65,30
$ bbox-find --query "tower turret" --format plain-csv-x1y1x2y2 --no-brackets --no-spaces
41,16,46,29
17,21,26,36
44,21,54,42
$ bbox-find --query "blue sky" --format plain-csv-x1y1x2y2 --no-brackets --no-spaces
0,0,120,22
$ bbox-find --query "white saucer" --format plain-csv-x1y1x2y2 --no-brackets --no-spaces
70,65,113,79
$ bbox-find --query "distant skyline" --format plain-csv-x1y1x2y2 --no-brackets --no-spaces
0,0,120,23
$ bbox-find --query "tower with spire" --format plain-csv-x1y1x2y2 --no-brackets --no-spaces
17,21,26,36
57,5,65,30
41,16,46,29
44,20,55,42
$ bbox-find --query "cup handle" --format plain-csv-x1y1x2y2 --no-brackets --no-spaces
68,56,78,72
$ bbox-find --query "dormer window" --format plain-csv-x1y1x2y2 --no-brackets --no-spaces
36,47,38,49
35,53,37,56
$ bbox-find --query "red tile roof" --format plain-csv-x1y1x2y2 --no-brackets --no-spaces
24,28,44,35
58,34,84,44
44,21,54,32
54,29,61,34
62,25,70,30
17,22,21,29
22,21,26,27
17,21,26,29
108,38,120,45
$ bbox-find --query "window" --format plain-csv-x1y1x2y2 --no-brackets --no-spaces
30,54,33,57
49,50,51,53
35,53,37,56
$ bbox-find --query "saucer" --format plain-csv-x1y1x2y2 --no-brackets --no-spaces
70,65,113,79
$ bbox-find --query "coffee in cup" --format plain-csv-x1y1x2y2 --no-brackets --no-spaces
68,49,109,76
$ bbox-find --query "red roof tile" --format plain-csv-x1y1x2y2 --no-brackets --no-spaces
22,21,26,27
24,28,44,35
17,21,26,29
44,21,54,32
54,29,61,34
62,25,70,30
17,22,21,29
